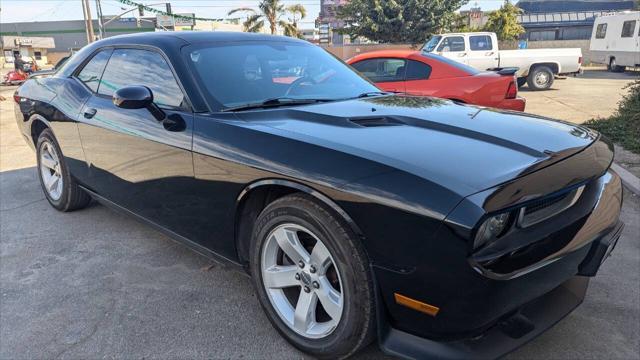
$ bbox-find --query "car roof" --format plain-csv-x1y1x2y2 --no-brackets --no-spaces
97,31,306,46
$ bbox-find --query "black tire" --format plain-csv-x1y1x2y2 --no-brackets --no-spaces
36,128,91,211
250,193,375,359
609,58,625,73
526,66,555,91
517,77,527,88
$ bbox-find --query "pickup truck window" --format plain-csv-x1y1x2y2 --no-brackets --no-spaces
596,23,607,39
423,36,442,52
469,35,493,51
437,36,465,52
351,58,406,83
621,20,636,38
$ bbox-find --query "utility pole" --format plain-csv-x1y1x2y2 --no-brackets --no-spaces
95,0,105,39
81,0,90,44
82,0,95,43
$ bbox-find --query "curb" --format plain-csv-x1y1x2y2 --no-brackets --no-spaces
612,163,640,195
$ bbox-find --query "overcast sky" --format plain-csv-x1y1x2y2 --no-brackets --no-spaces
0,0,504,28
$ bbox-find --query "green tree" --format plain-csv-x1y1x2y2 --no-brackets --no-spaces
228,0,305,36
337,0,468,45
283,4,307,37
483,1,525,41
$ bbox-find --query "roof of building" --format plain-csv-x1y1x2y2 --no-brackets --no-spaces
516,0,636,13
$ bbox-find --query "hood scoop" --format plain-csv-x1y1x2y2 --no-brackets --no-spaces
349,116,404,127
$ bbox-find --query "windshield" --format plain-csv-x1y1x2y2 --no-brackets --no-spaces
422,36,442,52
186,41,379,110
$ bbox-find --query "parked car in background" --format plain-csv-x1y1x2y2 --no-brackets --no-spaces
422,32,583,90
589,11,640,72
348,50,525,111
14,32,624,360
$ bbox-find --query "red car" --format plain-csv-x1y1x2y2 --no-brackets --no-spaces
347,50,526,111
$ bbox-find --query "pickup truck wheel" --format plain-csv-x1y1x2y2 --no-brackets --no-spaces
527,66,554,91
250,194,375,359
517,77,527,88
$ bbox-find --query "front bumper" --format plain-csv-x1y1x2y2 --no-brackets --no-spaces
379,221,624,359
496,97,526,112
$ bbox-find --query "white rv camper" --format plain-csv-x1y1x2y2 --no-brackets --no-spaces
589,12,640,72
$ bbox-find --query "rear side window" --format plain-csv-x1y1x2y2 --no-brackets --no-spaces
98,48,184,108
76,49,112,93
405,60,432,80
595,23,607,39
621,20,636,38
351,58,407,82
437,36,465,52
469,35,493,51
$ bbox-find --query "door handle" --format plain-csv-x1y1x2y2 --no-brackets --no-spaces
83,108,97,119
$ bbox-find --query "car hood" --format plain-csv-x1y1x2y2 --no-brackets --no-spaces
235,96,598,196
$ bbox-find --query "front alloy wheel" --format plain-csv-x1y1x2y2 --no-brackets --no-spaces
261,223,344,339
250,194,375,359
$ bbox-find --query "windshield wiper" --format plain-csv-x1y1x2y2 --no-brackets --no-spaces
221,97,334,112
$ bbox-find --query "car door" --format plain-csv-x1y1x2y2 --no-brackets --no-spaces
76,47,196,235
467,34,499,70
350,58,406,93
436,36,468,65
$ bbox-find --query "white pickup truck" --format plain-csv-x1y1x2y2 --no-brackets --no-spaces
422,32,583,90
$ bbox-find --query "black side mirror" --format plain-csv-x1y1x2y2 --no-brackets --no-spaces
113,85,165,121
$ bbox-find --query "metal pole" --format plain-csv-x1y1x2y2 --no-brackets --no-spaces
83,0,95,43
95,0,105,39
81,0,91,44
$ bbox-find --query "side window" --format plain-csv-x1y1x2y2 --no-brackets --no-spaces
76,49,112,93
351,58,406,82
595,23,607,39
621,20,636,38
98,48,184,108
406,60,432,80
437,36,465,52
469,35,493,51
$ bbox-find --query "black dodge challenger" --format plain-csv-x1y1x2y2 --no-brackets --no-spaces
14,32,624,359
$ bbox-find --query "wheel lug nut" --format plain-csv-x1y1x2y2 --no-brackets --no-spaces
303,286,310,293
309,266,316,274
295,273,300,280
312,281,319,289
298,260,305,268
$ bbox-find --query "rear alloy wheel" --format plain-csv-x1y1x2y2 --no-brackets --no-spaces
250,194,375,359
527,66,555,91
36,128,91,211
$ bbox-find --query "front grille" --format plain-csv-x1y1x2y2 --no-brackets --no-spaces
517,186,585,228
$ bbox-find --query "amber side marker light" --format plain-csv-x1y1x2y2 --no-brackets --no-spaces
394,293,440,317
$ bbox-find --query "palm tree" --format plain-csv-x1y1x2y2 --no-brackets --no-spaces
228,0,306,37
284,4,307,37
228,0,283,34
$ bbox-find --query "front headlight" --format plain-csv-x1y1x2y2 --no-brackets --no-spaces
474,212,512,250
